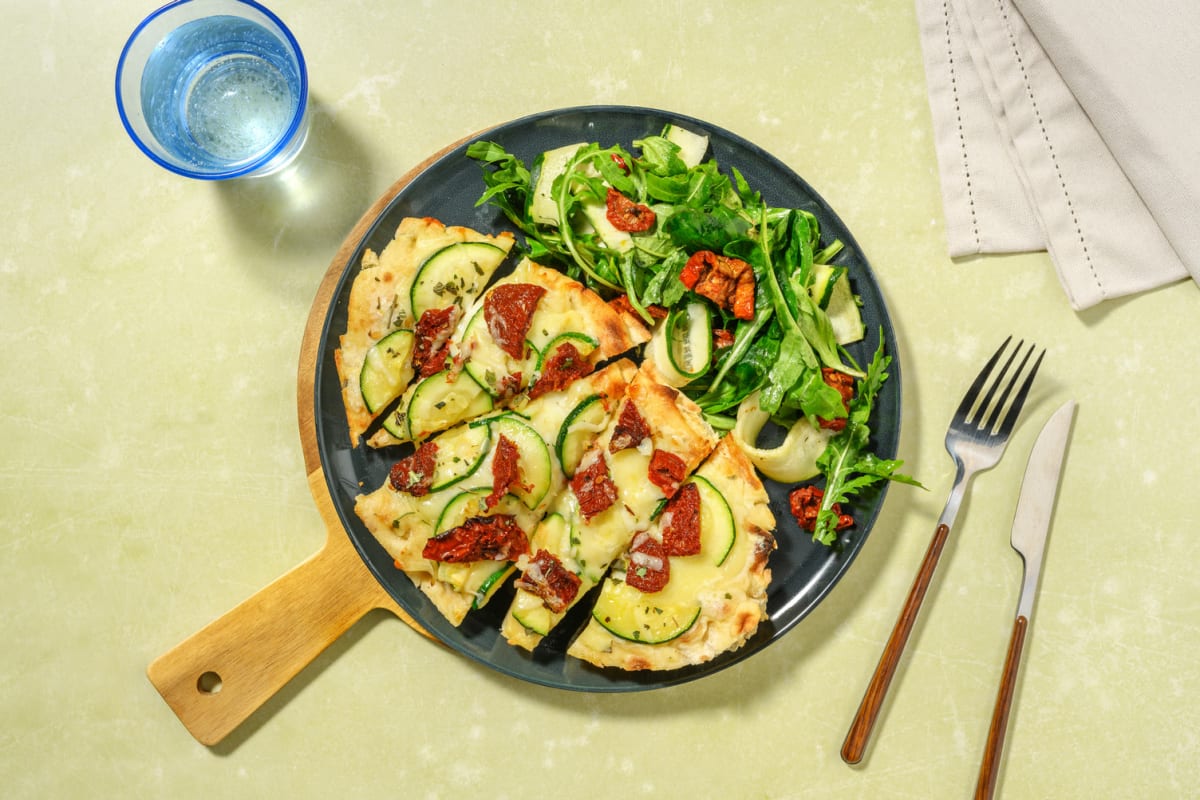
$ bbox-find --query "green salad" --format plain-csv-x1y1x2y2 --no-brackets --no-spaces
466,124,917,544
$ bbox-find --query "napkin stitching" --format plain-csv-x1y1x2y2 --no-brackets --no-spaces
996,0,1105,298
943,0,981,249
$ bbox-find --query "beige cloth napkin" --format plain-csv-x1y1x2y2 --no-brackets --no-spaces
916,0,1199,310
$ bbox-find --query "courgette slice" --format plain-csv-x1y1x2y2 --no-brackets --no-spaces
809,263,847,309
432,487,490,536
511,593,553,635
554,393,607,478
404,369,494,442
663,124,710,168
488,415,553,510
824,271,865,345
460,307,521,397
359,329,415,413
410,241,508,321
473,563,515,608
512,512,576,634
437,560,513,605
580,197,634,253
591,580,702,645
533,332,599,377
428,422,491,493
529,143,586,226
731,390,833,483
530,511,574,556
664,301,712,380
693,476,736,567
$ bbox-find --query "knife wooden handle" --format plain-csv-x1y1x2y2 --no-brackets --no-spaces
841,522,952,764
975,615,1029,799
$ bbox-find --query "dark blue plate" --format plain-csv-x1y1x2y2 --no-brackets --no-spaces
313,106,901,691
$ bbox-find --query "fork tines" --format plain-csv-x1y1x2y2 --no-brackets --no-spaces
958,337,1046,437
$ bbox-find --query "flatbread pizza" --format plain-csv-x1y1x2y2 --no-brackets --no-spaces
354,360,636,625
566,435,776,670
335,217,514,445
365,257,650,448
501,360,719,650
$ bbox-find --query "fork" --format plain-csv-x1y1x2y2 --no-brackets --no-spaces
841,336,1045,765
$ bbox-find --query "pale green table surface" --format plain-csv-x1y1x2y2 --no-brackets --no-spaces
5,2,1199,798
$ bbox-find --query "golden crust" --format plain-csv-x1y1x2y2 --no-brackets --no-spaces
618,360,720,472
336,217,514,445
566,435,777,671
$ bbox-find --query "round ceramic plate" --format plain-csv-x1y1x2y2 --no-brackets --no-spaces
313,106,901,691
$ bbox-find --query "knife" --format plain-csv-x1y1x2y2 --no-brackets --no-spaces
975,399,1075,800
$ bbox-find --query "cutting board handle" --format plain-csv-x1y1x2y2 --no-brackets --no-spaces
147,138,470,747
146,528,393,746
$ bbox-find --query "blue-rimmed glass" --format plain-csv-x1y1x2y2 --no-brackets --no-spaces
115,0,309,180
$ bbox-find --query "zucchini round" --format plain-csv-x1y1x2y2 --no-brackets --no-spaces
359,329,415,413
664,301,712,380
554,393,607,477
410,241,508,321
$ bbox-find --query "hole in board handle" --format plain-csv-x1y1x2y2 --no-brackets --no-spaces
197,671,223,695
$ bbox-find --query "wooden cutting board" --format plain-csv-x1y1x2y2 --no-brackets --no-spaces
145,138,473,747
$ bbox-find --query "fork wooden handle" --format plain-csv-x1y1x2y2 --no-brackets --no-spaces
975,615,1028,799
841,523,952,764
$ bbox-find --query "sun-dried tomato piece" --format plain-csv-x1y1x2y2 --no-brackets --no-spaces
528,342,594,399
605,187,656,233
625,531,670,593
788,485,854,533
412,306,459,377
485,283,546,359
486,434,530,510
570,454,618,521
730,272,756,321
608,401,650,453
648,449,687,498
679,251,756,321
388,440,438,496
712,327,736,350
608,293,667,322
661,482,701,557
494,371,523,401
422,514,529,563
515,549,582,614
818,368,855,431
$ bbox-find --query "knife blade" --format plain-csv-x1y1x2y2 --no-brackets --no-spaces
975,399,1075,800
1011,399,1075,620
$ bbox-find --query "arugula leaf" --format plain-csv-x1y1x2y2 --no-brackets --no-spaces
810,336,922,544
466,141,531,228
633,135,687,176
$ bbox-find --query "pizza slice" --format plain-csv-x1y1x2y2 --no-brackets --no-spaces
366,257,650,448
335,217,515,445
500,360,720,650
565,434,777,670
354,359,637,626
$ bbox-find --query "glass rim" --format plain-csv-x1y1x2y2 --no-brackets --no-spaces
114,0,309,180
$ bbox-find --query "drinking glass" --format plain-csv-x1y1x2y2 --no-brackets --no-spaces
116,0,309,180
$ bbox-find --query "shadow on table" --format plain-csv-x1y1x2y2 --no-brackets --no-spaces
212,94,376,265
